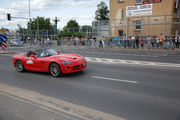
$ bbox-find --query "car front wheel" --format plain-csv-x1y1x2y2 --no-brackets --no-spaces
50,63,61,77
15,60,25,72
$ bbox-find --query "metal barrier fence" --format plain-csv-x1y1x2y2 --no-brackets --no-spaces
110,14,180,37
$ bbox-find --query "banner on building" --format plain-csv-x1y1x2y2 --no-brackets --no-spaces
126,4,152,17
143,0,161,4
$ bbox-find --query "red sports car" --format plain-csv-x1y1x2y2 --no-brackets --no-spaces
12,49,87,77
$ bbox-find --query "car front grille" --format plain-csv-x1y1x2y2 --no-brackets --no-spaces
72,65,82,70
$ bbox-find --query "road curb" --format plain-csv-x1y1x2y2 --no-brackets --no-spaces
0,50,15,54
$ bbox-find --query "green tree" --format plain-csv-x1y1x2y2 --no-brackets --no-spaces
95,1,109,20
66,19,79,28
27,16,53,30
63,19,79,33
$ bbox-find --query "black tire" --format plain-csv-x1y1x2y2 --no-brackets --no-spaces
15,60,25,72
50,63,61,77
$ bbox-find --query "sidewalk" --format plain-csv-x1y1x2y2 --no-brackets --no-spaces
0,83,123,120
0,92,78,120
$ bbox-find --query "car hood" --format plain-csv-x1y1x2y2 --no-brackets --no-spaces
51,53,82,61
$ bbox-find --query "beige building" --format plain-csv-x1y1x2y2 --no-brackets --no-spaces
110,0,180,37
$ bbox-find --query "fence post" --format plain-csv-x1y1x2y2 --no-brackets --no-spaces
126,17,129,37
164,15,167,36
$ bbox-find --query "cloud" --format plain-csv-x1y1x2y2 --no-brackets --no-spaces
0,0,109,29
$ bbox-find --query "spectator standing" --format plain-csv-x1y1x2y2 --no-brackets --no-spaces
135,34,139,49
107,37,112,48
156,36,160,49
159,33,164,49
146,35,151,49
99,36,103,48
164,36,169,49
123,34,127,48
115,37,120,48
132,35,136,49
34,37,37,45
128,36,132,49
175,35,180,50
93,36,97,47
140,37,144,49
151,35,156,49
170,35,175,50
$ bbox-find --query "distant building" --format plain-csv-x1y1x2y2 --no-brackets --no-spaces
110,0,180,36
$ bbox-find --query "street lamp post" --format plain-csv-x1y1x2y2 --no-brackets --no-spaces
28,0,33,45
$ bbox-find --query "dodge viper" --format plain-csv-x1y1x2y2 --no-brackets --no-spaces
12,49,87,77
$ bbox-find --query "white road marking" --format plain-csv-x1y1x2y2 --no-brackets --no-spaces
1,53,180,68
85,57,180,68
92,76,138,84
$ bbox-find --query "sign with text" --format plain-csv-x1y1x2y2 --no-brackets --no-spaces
126,4,152,17
143,0,161,4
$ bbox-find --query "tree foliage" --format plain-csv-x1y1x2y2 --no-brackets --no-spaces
64,19,79,28
57,31,85,38
95,1,109,20
27,16,53,30
63,19,79,33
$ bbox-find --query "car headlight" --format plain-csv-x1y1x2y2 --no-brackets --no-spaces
62,61,72,65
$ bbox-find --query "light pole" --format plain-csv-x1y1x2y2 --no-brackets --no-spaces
28,0,32,45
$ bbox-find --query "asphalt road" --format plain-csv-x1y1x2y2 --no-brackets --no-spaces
0,46,180,120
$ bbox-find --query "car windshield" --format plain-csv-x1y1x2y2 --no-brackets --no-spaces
35,49,58,57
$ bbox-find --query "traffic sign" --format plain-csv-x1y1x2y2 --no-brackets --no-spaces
0,28,5,33
0,35,7,42
0,35,8,49
1,42,7,49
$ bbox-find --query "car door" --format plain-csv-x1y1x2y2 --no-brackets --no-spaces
24,55,46,71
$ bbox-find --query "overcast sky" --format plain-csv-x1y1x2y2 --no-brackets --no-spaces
0,0,109,30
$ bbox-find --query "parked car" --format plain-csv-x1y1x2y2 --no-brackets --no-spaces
12,49,87,77
9,39,24,46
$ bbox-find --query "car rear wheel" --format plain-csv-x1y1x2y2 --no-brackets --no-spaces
15,60,25,72
50,63,61,77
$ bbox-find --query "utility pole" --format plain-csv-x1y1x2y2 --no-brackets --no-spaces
28,0,33,45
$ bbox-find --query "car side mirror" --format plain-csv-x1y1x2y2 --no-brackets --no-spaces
57,50,60,54
30,55,36,59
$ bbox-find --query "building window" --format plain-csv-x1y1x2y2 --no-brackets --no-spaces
135,0,142,4
121,10,124,19
118,0,125,3
118,30,123,36
135,20,141,30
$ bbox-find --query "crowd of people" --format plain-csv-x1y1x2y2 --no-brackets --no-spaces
114,33,180,50
56,33,180,50
16,33,180,51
